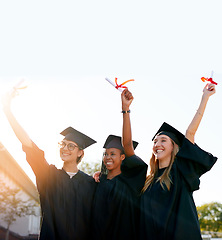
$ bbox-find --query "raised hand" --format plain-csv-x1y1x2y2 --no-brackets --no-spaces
203,83,216,98
121,88,134,111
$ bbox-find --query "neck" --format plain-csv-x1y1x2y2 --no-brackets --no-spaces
158,157,171,169
63,161,78,173
107,169,121,179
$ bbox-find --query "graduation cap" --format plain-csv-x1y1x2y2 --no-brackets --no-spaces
103,135,138,151
152,122,184,147
60,127,96,149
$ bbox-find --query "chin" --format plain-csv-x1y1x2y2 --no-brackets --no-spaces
62,158,73,162
105,165,113,170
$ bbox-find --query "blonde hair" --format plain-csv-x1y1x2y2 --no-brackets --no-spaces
142,140,179,192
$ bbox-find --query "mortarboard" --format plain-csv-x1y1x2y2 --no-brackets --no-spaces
103,134,138,151
60,127,96,149
152,122,184,147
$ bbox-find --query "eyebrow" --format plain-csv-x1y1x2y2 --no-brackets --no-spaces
154,136,168,141
105,150,116,153
160,136,168,139
63,140,76,144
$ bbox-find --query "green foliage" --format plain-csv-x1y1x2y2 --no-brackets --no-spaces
78,160,101,176
197,202,222,232
0,179,38,228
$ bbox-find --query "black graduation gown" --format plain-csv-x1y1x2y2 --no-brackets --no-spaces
140,138,217,240
92,155,147,240
23,142,97,240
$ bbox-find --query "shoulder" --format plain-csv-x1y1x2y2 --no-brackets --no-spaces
177,138,217,171
43,165,63,178
122,154,148,169
77,170,95,182
99,174,108,181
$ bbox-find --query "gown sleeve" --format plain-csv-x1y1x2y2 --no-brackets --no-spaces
176,137,217,192
22,141,49,181
120,155,148,195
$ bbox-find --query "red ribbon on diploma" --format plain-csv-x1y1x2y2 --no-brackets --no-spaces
114,78,134,90
201,77,218,85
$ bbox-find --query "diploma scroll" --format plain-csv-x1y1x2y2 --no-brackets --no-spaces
105,77,123,92
105,77,135,92
10,78,28,96
201,71,218,85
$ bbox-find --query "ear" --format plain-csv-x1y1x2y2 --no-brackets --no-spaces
78,149,84,159
77,150,84,164
121,154,126,161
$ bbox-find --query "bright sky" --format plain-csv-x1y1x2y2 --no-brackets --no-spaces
0,0,221,207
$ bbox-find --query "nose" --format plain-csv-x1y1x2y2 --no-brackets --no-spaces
154,141,161,148
104,153,111,159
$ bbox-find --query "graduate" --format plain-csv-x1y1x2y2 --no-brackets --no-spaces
92,90,147,240
122,83,217,240
2,90,97,240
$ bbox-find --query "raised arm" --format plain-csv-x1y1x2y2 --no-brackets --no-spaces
121,88,134,157
185,83,216,143
2,89,33,147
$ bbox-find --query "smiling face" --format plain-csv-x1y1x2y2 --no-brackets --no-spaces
60,139,83,164
103,148,125,173
152,134,174,168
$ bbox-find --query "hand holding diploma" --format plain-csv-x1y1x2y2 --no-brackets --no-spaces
201,71,218,85
105,77,134,92
11,78,28,96
2,78,28,110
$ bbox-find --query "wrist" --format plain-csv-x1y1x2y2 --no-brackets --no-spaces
122,104,130,111
3,105,11,113
122,108,130,111
121,110,130,113
202,93,210,101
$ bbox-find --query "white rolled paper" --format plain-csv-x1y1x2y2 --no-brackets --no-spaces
13,78,27,90
10,78,28,96
105,77,123,92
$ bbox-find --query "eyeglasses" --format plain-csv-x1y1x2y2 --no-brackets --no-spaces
58,141,79,151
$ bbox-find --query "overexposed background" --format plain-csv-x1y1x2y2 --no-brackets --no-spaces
0,0,221,206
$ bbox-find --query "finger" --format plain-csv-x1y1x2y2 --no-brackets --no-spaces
122,88,128,94
207,84,215,91
124,90,133,99
121,88,127,97
125,93,131,100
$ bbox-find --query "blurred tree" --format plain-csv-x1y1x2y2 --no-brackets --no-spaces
0,179,38,240
197,202,222,232
79,160,101,176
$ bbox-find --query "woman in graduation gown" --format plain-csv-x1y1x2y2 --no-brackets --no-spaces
92,92,147,240
137,83,217,240
2,89,97,240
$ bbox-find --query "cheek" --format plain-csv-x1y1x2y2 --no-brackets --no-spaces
166,144,174,154
168,142,174,150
